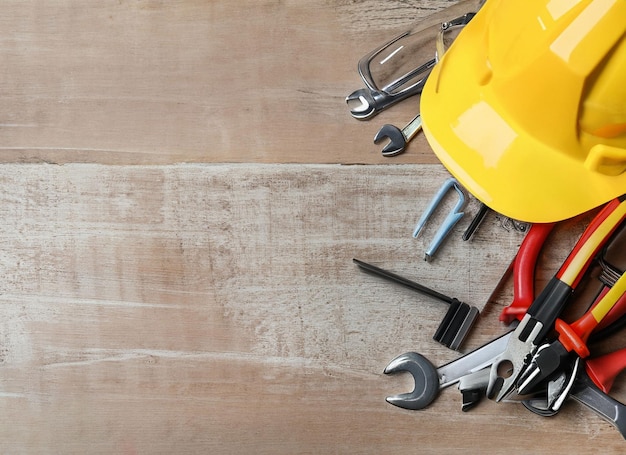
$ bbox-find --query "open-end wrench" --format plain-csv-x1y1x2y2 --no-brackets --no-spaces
384,331,513,410
346,89,379,120
373,113,423,157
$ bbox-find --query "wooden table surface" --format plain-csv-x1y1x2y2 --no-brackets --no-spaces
1,1,625,453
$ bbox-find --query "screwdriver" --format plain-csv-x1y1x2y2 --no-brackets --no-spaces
353,258,479,350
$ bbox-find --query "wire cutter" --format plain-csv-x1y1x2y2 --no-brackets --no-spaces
520,350,626,438
486,195,626,402
520,304,626,439
519,282,626,403
458,263,626,414
516,222,626,394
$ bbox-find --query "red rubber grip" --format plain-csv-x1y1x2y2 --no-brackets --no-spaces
500,223,555,323
555,318,591,358
586,348,626,393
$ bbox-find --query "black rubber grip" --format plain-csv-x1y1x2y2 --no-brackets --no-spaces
519,277,573,342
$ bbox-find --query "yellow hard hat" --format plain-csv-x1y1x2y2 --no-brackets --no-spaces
420,0,626,223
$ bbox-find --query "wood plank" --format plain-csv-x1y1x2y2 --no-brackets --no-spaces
0,0,471,165
0,163,623,453
2,0,626,452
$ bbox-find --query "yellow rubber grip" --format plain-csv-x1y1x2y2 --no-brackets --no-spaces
560,201,626,286
591,272,626,323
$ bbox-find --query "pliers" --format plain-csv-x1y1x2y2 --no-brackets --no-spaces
519,283,626,407
459,269,626,415
517,260,626,394
487,195,626,402
383,217,557,409
521,352,626,438
521,325,626,438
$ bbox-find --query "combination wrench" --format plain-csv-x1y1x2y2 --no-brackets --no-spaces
373,113,423,157
384,331,513,410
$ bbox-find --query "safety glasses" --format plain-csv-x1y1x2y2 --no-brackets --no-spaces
346,12,476,120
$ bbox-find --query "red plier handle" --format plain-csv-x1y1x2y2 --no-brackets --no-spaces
500,222,555,324
490,196,626,401
587,342,626,394
501,196,626,324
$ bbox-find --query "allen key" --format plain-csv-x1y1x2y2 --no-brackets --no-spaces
353,258,479,350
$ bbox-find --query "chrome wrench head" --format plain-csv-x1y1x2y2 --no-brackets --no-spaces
373,124,406,157
384,331,514,411
346,89,377,120
384,352,439,410
373,114,423,157
346,10,477,120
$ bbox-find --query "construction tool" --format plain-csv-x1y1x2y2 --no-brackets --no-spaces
353,258,479,350
346,69,431,120
517,231,626,394
384,331,513,410
373,113,423,157
499,222,556,324
413,177,468,261
487,196,626,402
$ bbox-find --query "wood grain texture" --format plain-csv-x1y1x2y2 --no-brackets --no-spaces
0,0,469,165
0,163,624,453
2,0,626,453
